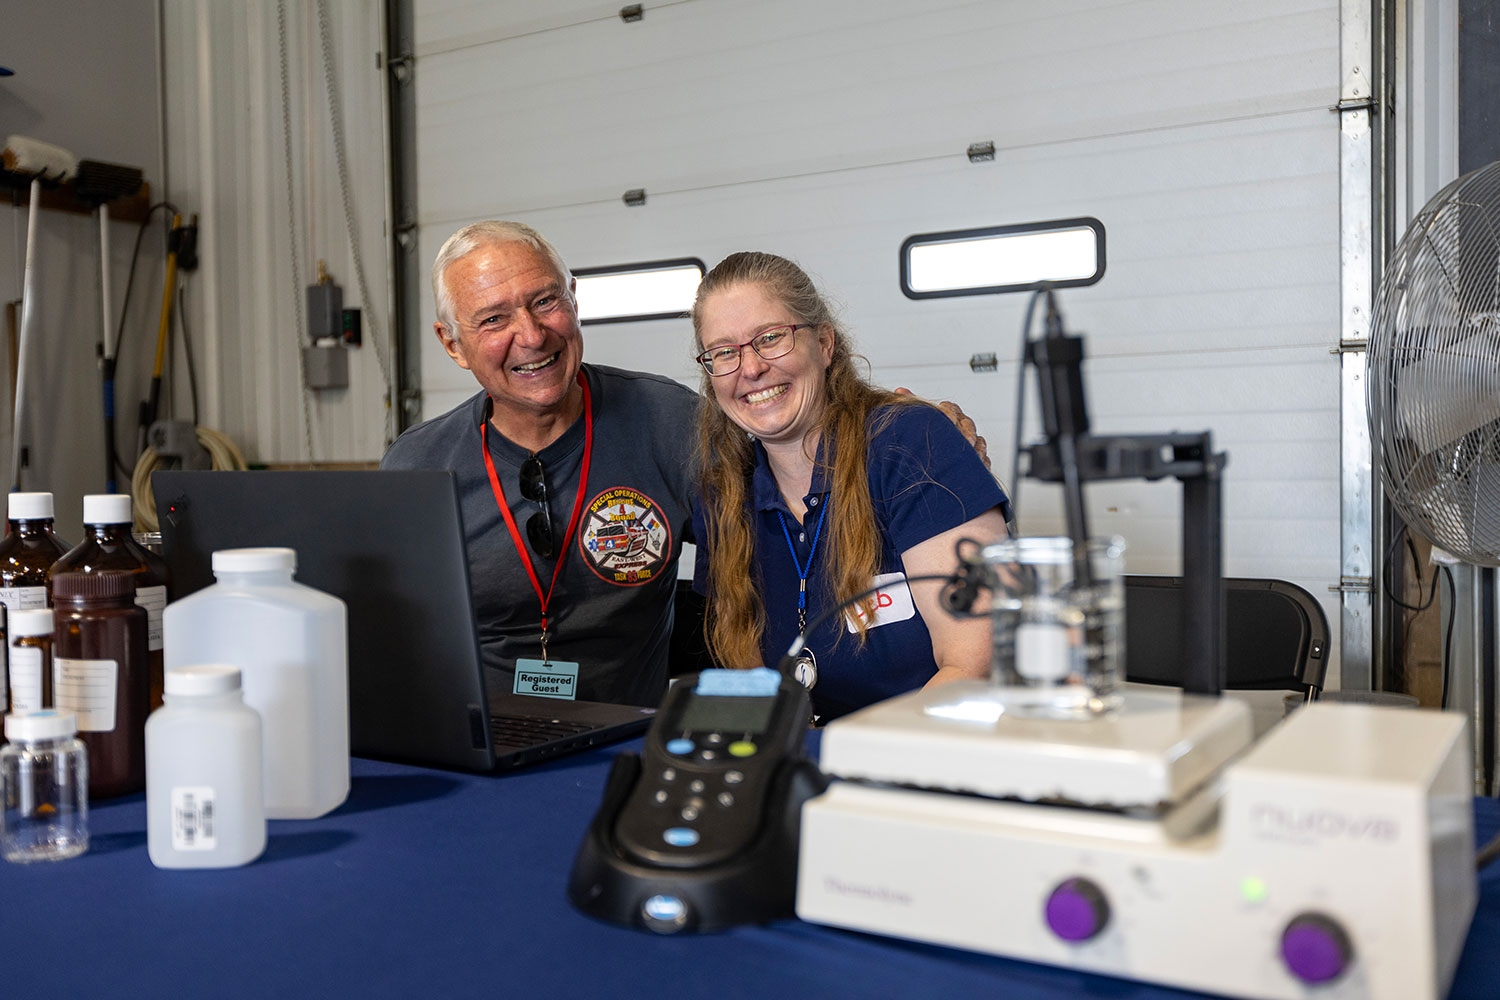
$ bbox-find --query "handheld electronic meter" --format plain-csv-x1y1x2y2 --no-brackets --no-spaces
567,668,827,933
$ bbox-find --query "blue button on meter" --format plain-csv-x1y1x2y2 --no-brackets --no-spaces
641,894,690,934
666,738,694,755
663,827,700,847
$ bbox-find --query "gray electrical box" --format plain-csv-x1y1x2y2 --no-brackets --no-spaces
304,342,349,389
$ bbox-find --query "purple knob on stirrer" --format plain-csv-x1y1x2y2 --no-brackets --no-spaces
1044,877,1111,942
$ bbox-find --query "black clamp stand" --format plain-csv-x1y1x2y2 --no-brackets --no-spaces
1023,293,1228,695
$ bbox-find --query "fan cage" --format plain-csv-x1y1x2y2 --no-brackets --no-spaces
1367,160,1500,568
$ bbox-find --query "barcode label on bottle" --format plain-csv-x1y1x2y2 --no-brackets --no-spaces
135,584,168,652
0,586,47,611
54,658,119,731
172,787,217,851
8,645,43,711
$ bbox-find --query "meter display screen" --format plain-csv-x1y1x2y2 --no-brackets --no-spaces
677,695,775,734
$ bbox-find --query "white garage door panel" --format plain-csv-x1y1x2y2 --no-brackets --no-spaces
1085,477,1338,523
411,0,1346,672
416,0,1337,224
415,109,1338,457
416,0,621,55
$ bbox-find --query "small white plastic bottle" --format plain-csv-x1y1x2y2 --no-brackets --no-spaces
146,664,267,868
163,548,349,819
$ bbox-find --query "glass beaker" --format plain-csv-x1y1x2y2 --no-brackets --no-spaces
984,535,1125,719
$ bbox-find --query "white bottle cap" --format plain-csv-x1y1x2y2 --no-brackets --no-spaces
212,547,297,574
8,608,54,638
83,493,133,525
5,709,78,741
7,492,54,521
166,664,243,696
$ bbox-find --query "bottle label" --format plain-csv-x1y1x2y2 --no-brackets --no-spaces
135,584,168,652
0,585,47,611
9,645,43,711
172,787,217,851
54,657,119,731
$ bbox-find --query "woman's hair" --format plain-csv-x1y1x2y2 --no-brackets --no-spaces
430,221,573,338
691,251,920,668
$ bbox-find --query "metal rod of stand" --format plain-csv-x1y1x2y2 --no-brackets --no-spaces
1181,450,1225,695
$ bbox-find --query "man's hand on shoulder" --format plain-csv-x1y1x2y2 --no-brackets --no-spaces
895,386,990,471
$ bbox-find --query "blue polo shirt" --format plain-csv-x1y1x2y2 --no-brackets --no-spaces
693,403,1008,720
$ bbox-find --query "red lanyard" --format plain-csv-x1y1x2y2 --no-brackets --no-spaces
481,370,594,643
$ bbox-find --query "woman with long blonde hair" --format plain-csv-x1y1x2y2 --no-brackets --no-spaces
690,252,1009,720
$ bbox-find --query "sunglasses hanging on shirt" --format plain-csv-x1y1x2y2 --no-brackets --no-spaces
520,456,555,558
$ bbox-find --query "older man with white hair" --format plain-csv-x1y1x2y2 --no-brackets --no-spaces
382,221,698,706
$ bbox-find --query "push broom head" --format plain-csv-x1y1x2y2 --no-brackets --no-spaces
75,159,144,204
2,134,78,184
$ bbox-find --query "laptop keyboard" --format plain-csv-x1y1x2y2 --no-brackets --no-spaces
489,712,596,749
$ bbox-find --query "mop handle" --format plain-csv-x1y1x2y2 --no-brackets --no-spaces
100,205,115,361
10,178,40,491
152,213,182,381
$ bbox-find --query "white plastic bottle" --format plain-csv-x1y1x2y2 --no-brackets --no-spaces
146,664,266,868
163,548,349,819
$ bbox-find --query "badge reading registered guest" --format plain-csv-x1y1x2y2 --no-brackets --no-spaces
513,658,580,700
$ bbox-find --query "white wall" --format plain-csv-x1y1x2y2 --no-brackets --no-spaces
161,0,395,466
4,0,397,537
411,0,1347,671
0,0,167,533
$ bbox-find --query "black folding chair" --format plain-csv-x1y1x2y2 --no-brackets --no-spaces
1123,575,1329,698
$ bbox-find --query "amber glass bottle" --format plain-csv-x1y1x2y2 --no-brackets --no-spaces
52,571,149,798
51,494,170,710
0,492,72,613
7,608,55,714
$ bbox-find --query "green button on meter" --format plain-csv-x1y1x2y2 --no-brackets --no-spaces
728,740,757,758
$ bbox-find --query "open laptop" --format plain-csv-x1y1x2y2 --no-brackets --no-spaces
152,469,655,772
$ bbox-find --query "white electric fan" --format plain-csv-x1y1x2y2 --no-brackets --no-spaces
1367,160,1500,568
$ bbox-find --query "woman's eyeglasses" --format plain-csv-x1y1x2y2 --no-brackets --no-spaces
695,323,811,376
519,456,554,558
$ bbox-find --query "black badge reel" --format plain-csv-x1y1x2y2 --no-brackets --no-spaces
567,668,828,933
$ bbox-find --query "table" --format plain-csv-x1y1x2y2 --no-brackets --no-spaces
2,740,1498,999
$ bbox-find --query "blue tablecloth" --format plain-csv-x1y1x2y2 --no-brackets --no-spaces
2,742,1498,999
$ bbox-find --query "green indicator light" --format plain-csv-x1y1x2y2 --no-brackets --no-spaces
1240,876,1268,904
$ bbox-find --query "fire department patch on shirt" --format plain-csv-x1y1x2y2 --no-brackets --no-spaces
578,487,673,586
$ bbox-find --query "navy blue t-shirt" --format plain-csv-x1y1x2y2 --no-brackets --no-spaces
693,403,1007,720
382,364,698,706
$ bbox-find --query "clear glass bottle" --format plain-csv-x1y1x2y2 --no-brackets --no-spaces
7,608,55,714
163,547,349,819
147,664,266,868
1,709,89,862
51,571,149,798
52,494,171,710
0,492,71,613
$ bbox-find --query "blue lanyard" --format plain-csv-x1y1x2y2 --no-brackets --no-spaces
778,498,829,618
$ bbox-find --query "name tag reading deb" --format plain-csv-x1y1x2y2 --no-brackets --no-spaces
514,658,580,701
845,572,917,633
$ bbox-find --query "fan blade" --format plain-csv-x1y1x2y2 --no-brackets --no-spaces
1394,341,1500,444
